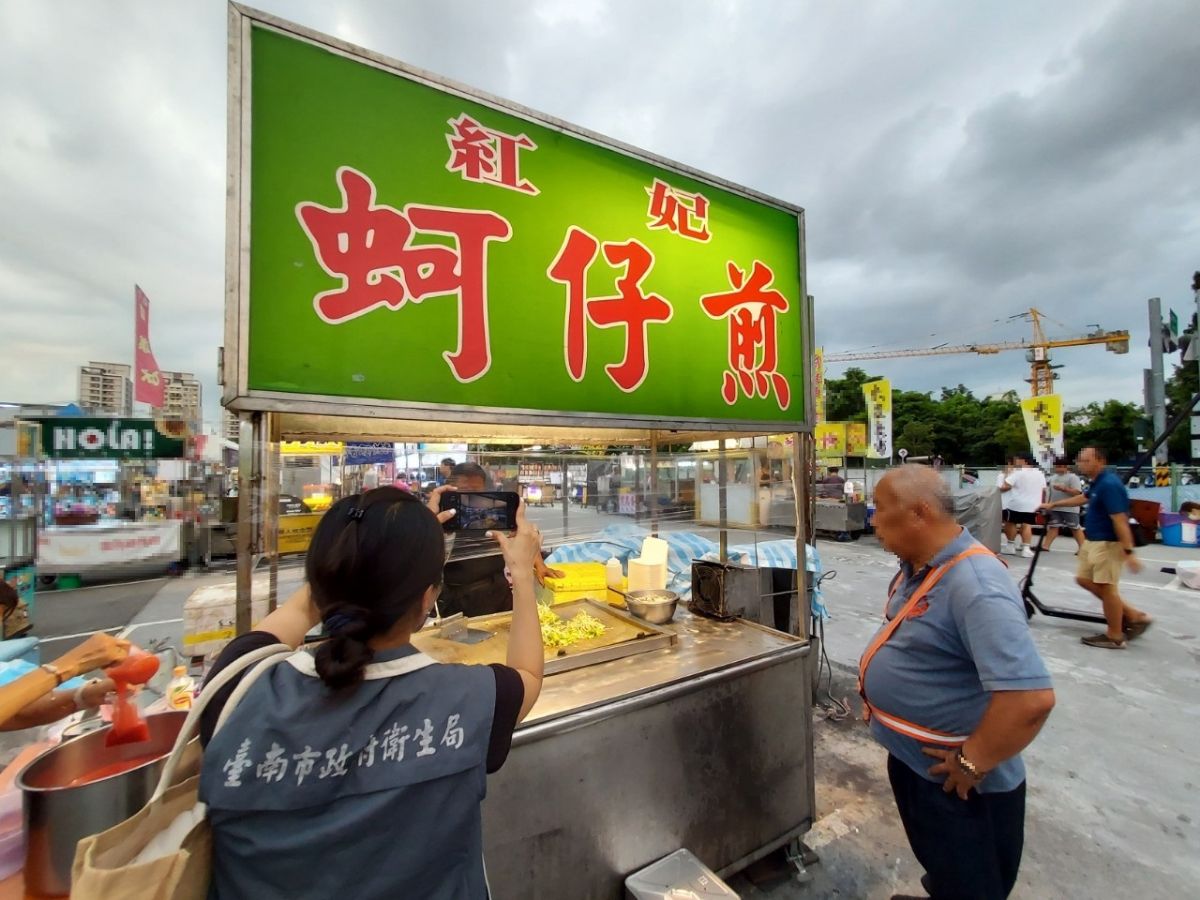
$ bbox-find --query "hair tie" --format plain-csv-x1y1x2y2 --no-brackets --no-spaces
347,507,365,521
324,611,362,635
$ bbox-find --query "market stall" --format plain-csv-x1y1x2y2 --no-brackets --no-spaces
224,7,815,895
21,417,191,581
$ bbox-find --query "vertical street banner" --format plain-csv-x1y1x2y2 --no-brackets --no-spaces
813,348,826,424
862,379,892,460
134,286,164,408
815,422,846,459
1020,394,1064,470
846,422,867,456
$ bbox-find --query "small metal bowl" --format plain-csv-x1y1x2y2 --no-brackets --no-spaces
623,589,679,624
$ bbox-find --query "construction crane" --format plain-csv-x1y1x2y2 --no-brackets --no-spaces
824,308,1129,396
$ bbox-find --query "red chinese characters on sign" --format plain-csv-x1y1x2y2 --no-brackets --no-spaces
701,261,792,410
645,178,711,243
548,227,674,393
446,114,539,195
296,167,512,383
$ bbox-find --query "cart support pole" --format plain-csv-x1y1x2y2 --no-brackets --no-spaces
793,431,812,641
264,412,280,613
561,457,569,540
234,412,259,636
718,442,728,562
650,432,660,537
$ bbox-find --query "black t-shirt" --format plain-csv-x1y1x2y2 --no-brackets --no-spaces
200,632,524,774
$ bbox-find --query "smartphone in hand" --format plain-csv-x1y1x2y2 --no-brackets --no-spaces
439,491,520,532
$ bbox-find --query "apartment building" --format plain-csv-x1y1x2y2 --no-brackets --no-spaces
78,362,132,416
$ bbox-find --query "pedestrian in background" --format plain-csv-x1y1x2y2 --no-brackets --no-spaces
1042,446,1152,649
1043,457,1085,553
1000,454,1045,558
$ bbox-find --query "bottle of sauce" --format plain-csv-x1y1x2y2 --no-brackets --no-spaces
167,666,195,711
606,557,625,605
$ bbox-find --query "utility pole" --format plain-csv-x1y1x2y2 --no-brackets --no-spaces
1147,297,1168,464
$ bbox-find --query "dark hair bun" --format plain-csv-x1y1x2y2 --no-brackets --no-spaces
314,606,375,689
305,488,445,690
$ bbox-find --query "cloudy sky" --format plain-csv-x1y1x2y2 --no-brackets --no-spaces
2,0,1197,422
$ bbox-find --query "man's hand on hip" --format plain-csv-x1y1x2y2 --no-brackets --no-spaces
922,747,982,801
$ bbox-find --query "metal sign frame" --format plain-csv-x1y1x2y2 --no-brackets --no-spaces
224,3,812,435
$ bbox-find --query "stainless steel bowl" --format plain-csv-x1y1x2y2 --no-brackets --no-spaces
623,589,679,624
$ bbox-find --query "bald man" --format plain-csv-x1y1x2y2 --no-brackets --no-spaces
859,467,1055,900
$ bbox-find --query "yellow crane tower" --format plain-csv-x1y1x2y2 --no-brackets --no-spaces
824,308,1130,396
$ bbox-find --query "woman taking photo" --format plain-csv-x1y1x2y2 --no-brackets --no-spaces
198,486,545,899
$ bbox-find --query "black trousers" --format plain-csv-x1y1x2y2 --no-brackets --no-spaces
887,754,1026,900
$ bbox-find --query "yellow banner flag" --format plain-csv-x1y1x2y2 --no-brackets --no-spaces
815,423,847,459
847,422,868,456
1020,395,1064,469
862,379,892,459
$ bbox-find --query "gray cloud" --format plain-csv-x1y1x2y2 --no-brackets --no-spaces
1,0,1196,421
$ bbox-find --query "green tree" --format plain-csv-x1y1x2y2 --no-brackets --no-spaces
895,421,935,457
1064,400,1144,462
994,412,1030,460
825,366,879,422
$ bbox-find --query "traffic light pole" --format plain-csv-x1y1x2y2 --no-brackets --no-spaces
1148,297,1168,464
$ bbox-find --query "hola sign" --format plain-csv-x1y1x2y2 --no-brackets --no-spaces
32,418,185,460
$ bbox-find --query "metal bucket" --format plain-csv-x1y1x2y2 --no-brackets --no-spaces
17,711,187,897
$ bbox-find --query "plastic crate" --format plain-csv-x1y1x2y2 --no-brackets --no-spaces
1159,514,1199,547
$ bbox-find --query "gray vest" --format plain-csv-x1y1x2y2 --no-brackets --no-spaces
200,644,496,899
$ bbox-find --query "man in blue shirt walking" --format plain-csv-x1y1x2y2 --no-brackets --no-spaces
1041,446,1153,648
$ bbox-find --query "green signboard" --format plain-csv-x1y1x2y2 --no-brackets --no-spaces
226,8,810,430
31,418,186,460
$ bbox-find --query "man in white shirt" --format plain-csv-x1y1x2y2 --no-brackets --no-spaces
1000,454,1047,557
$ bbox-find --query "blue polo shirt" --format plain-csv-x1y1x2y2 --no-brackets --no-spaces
1084,468,1129,542
861,528,1052,793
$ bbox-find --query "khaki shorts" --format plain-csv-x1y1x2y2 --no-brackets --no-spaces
1077,540,1124,585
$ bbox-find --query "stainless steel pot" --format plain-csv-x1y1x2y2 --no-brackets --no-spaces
17,711,186,897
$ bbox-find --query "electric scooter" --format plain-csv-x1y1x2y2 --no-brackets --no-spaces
1019,515,1104,623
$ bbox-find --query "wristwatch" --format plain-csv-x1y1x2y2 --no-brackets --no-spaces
956,749,986,780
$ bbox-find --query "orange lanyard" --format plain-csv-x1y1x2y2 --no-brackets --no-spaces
858,545,995,714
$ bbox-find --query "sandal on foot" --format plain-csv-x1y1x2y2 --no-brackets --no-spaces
1082,632,1126,649
1123,619,1152,639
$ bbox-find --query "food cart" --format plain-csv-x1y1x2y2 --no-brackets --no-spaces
224,6,816,895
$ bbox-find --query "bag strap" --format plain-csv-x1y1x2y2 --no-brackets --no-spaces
152,642,293,800
857,545,993,711
214,649,301,733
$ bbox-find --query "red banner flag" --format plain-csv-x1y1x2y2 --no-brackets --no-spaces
134,285,164,408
